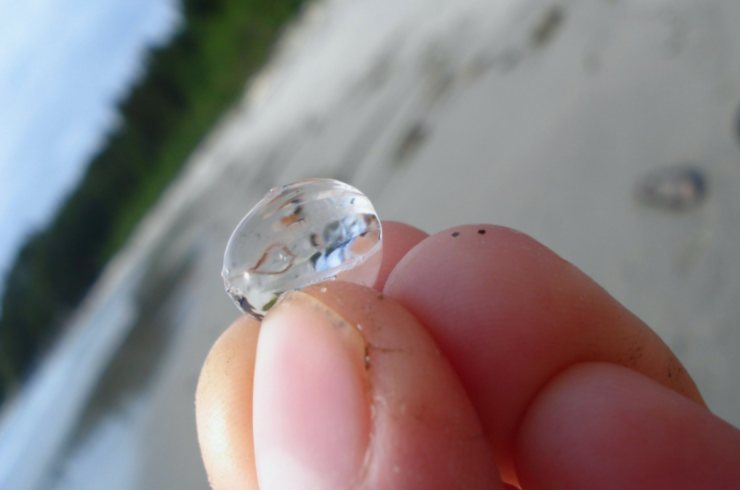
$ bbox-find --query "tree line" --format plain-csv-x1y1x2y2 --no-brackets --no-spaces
0,0,305,404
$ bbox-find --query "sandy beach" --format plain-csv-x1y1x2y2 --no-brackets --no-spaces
3,0,740,487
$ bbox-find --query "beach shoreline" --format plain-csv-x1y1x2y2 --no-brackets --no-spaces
3,0,740,487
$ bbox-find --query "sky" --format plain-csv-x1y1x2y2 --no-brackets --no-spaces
0,0,179,290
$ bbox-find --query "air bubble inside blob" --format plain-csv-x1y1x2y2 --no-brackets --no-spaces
222,178,383,319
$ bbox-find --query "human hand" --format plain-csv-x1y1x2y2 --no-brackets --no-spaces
196,222,740,489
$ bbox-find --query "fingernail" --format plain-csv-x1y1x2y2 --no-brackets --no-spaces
253,290,370,489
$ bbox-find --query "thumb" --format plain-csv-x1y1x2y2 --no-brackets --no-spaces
252,281,502,489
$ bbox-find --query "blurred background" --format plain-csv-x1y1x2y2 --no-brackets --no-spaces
1,0,739,488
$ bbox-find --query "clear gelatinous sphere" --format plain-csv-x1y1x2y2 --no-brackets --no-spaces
222,178,383,319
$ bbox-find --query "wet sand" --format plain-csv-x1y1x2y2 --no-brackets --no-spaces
3,0,740,488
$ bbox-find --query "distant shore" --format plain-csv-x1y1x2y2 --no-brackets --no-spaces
0,0,307,406
3,0,740,488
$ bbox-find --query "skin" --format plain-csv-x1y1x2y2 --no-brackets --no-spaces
196,222,740,489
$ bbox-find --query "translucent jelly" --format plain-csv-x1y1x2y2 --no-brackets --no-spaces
222,178,383,318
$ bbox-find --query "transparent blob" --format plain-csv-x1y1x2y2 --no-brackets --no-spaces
222,178,383,319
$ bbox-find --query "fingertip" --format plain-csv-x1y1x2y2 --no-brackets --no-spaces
252,290,370,489
253,281,501,489
196,316,260,490
516,363,740,489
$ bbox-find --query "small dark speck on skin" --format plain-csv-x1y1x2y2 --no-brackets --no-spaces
452,231,460,237
626,345,643,366
478,229,486,235
377,293,384,300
